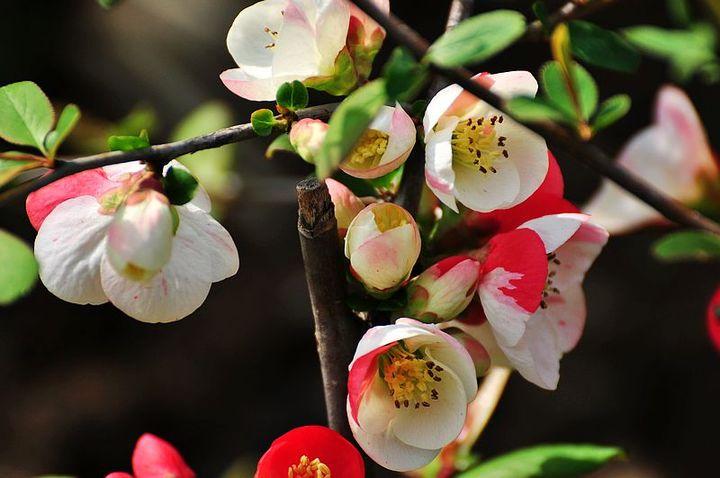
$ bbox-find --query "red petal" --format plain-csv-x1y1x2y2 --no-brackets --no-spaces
131,433,195,478
255,426,364,478
347,342,396,423
706,286,720,353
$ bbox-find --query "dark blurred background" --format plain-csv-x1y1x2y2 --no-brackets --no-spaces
0,1,718,477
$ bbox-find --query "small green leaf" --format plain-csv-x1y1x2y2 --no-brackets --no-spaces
162,166,199,206
0,81,55,154
45,104,81,159
315,79,389,179
427,10,526,67
592,94,631,132
251,109,277,137
0,229,38,305
456,444,623,478
276,80,309,111
383,47,429,101
568,21,640,72
108,131,150,152
541,61,598,121
506,96,573,125
0,156,42,188
265,133,297,160
653,231,720,262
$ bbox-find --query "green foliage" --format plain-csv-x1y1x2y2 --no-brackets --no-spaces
45,104,81,159
541,60,598,122
653,231,720,262
250,109,277,137
506,96,569,124
0,81,54,155
163,166,199,206
0,229,38,306
276,81,309,112
568,21,640,73
426,10,526,67
315,79,389,179
0,155,42,188
306,49,359,96
368,164,404,193
265,133,297,160
108,130,150,151
624,23,719,83
383,47,429,101
592,94,631,132
456,444,623,478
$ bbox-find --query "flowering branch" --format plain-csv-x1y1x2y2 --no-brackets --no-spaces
0,103,337,204
349,0,720,235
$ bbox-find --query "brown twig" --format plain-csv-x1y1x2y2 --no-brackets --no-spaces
349,0,720,235
524,0,623,41
0,103,337,203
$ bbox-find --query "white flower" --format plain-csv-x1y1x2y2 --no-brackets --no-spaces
347,318,478,471
423,71,549,213
26,161,239,323
585,86,717,234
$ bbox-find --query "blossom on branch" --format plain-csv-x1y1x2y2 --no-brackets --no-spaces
26,161,239,323
105,433,195,478
255,425,364,478
585,86,718,234
345,203,421,297
347,318,478,471
423,71,549,213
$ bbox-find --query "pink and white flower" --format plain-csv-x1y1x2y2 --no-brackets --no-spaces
404,255,481,323
26,161,239,323
289,118,329,164
325,178,365,237
345,203,421,296
423,71,549,213
347,318,478,471
585,86,718,234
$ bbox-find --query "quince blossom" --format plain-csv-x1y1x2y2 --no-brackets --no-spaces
289,118,329,164
255,425,364,478
585,86,718,234
423,71,549,213
221,0,388,101
347,318,478,471
26,161,239,323
106,433,195,478
345,203,421,296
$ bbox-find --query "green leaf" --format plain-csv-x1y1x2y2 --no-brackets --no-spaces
108,131,150,152
368,164,404,192
162,166,199,206
456,444,623,478
653,231,720,262
0,229,38,305
265,133,297,160
315,79,389,179
45,104,81,159
0,81,54,154
251,109,277,137
383,47,429,101
592,94,631,132
568,21,640,72
426,10,526,67
541,61,598,121
276,80,309,111
506,96,572,124
0,156,42,188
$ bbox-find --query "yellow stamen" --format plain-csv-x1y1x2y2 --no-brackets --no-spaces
450,115,509,174
345,128,389,170
288,455,331,478
371,204,409,233
381,344,443,410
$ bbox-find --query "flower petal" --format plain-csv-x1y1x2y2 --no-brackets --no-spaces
453,156,520,212
350,223,418,291
519,213,586,254
706,286,720,353
220,68,298,102
313,0,352,73
423,83,464,134
35,196,111,305
272,0,324,78
424,122,459,212
131,433,195,478
226,0,287,72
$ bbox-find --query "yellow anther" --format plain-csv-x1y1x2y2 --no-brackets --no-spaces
381,345,442,410
371,204,409,233
450,116,509,174
288,455,331,478
346,128,389,170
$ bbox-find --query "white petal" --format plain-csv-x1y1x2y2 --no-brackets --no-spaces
357,374,396,434
350,223,417,291
220,68,299,102
272,0,323,78
519,213,586,254
453,157,520,212
313,0,351,73
423,84,464,134
226,0,288,71
424,122,459,212
344,205,382,258
351,322,435,365
35,196,111,305
375,104,416,167
545,284,586,353
489,71,539,98
477,267,531,346
495,117,548,205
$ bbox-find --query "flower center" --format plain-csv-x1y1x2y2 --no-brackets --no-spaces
541,252,562,309
451,115,509,174
288,455,331,478
381,345,442,409
264,26,279,49
345,128,389,170
371,204,409,232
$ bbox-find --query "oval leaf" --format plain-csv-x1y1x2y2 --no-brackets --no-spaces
0,81,54,154
541,61,598,121
0,156,43,188
45,103,81,159
276,80,309,111
653,231,720,262
163,166,199,206
427,10,526,67
383,47,429,101
0,229,38,305
592,94,631,132
251,109,277,137
568,20,640,73
506,96,573,125
456,444,623,478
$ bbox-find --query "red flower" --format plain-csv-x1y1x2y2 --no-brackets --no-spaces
105,433,195,478
706,287,720,353
256,426,364,478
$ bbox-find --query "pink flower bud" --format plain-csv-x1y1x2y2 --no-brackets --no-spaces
345,203,421,296
106,190,174,282
325,178,365,237
289,118,329,164
404,255,481,323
